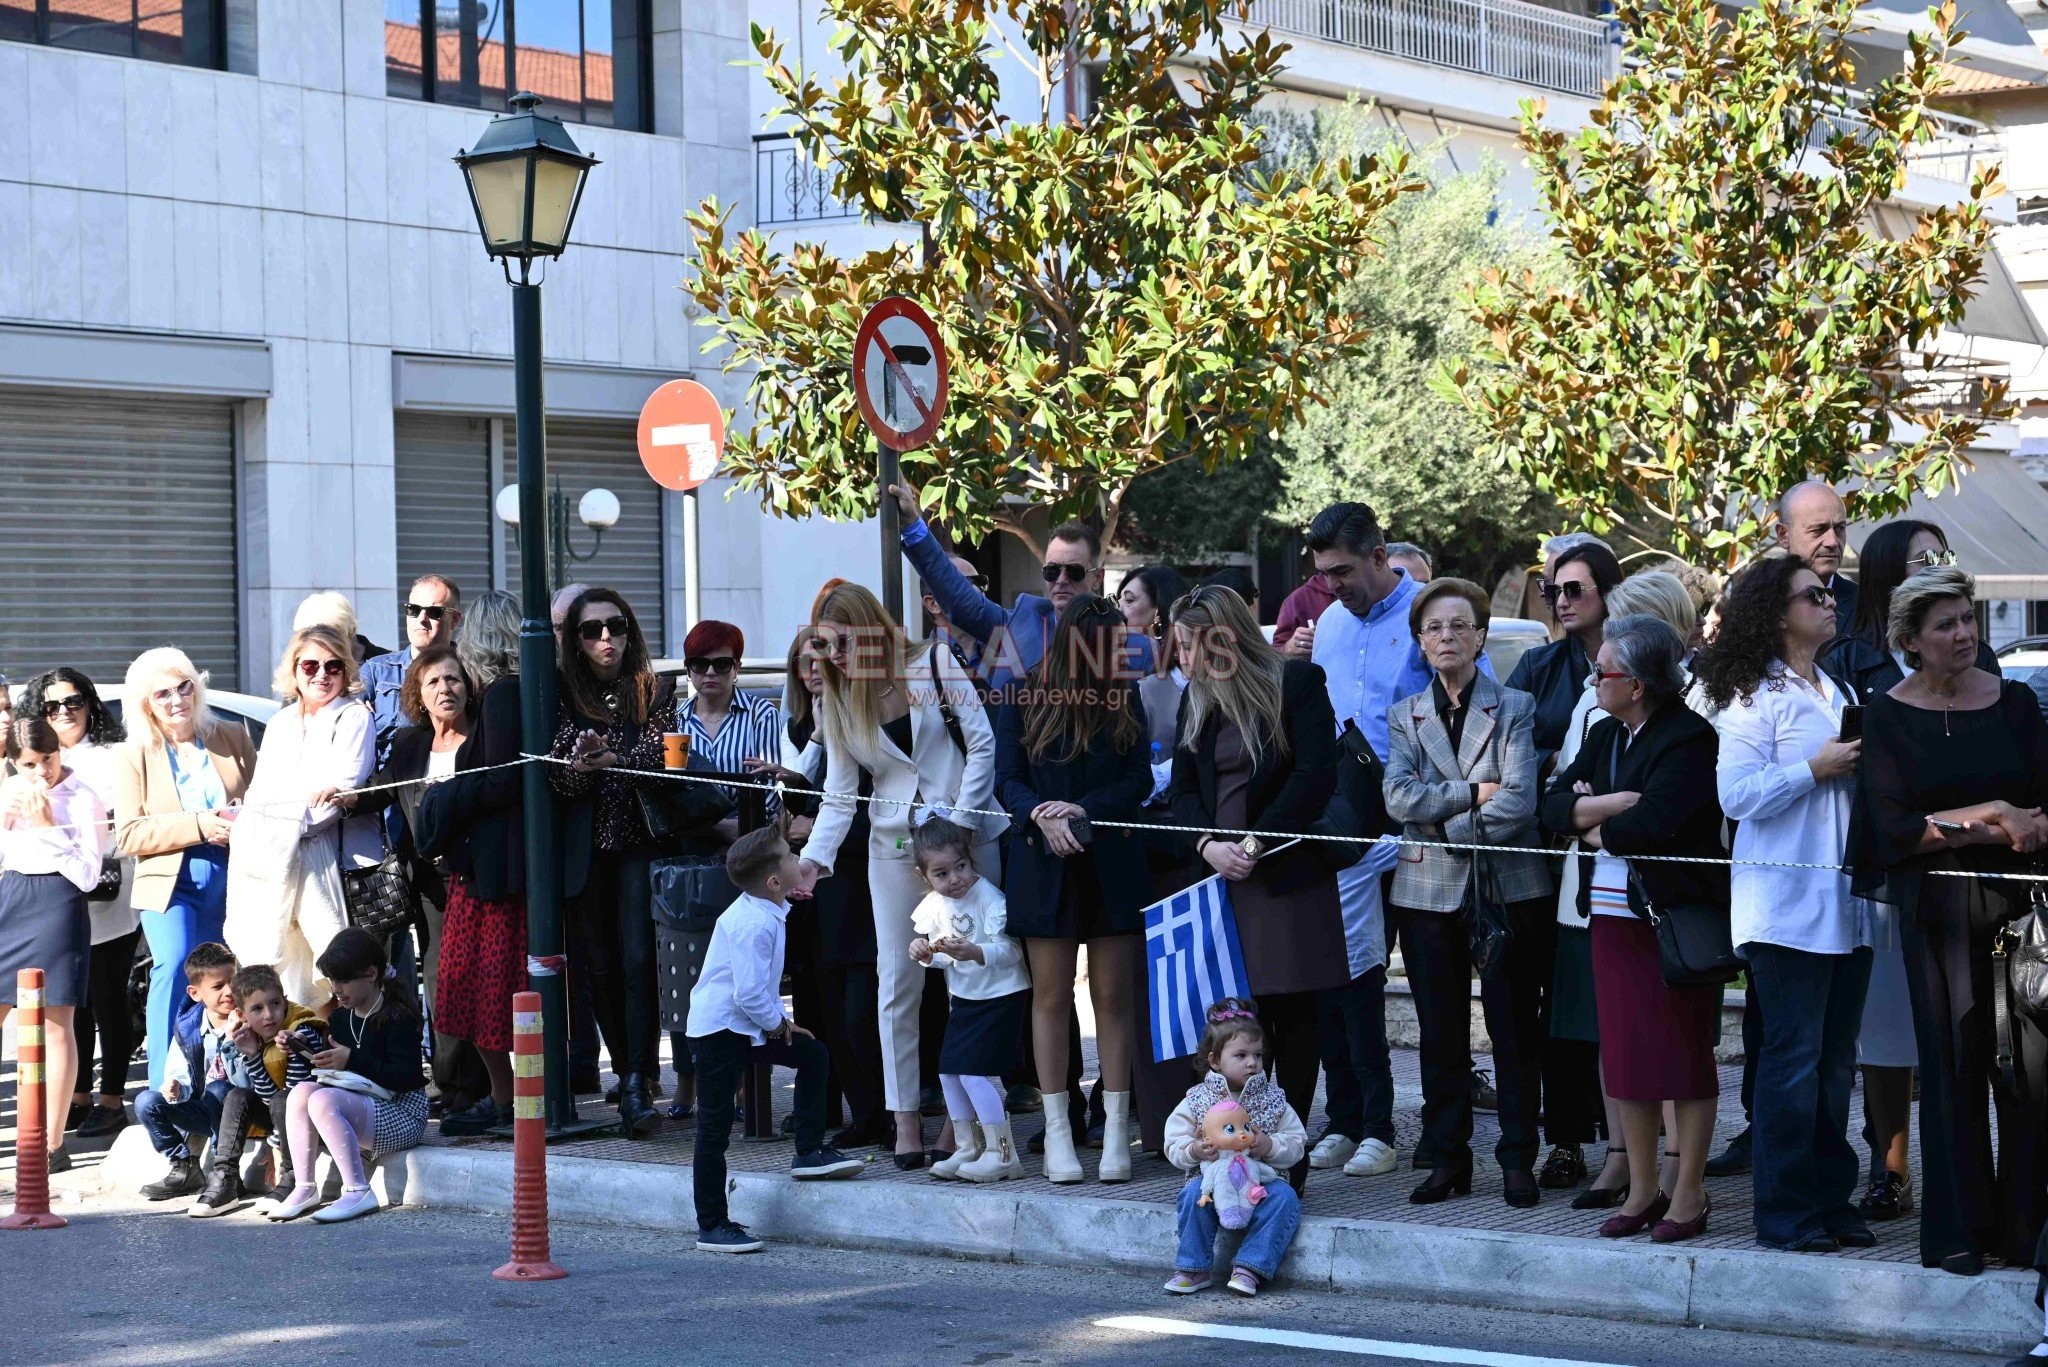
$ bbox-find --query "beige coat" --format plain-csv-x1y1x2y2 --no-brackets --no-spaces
113,724,257,913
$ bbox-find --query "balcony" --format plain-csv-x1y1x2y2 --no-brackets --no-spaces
1242,0,1619,99
755,134,860,227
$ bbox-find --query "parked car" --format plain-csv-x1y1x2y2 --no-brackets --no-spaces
1485,618,1552,684
1997,636,2048,689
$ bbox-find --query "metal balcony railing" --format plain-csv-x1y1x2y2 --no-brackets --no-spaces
1825,90,2002,188
1241,0,1619,98
755,134,859,226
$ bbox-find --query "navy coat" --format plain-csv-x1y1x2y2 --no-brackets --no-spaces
995,698,1156,938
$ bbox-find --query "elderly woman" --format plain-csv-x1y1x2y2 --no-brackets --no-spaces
114,648,257,1087
1852,567,2048,1277
1698,557,1870,1252
224,624,378,1007
1542,615,1727,1244
1384,578,1552,1208
996,594,1154,1183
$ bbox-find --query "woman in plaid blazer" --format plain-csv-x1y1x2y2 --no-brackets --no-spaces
1383,578,1553,1210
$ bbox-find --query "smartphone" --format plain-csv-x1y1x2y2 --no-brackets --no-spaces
1068,814,1094,845
1838,706,1864,743
1928,817,1968,833
282,1032,313,1055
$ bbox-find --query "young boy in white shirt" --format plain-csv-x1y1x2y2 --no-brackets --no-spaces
687,827,862,1253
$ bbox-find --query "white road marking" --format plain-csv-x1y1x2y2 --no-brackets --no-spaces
1094,1315,1632,1367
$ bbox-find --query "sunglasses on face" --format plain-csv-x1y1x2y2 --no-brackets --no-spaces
578,616,631,643
686,656,738,676
1539,578,1590,605
151,679,196,707
1787,585,1836,609
41,695,87,718
1041,562,1090,585
297,658,346,681
404,602,447,622
1907,547,1959,570
1591,668,1634,684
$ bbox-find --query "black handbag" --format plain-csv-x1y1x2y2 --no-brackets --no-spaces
1466,853,1514,981
650,853,740,935
1626,866,1742,989
86,856,123,903
342,847,416,938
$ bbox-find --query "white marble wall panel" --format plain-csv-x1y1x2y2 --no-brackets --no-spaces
29,185,81,322
126,195,177,330
0,45,26,183
0,184,28,318
78,191,129,327
304,339,354,462
301,90,349,219
172,198,222,332
217,204,265,335
214,79,264,207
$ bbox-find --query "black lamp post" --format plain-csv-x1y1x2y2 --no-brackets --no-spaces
456,91,600,1135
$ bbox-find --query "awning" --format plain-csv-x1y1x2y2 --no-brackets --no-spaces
1849,449,2048,598
1851,0,2048,83
1871,208,2048,347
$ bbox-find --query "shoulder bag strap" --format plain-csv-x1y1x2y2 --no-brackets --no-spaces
929,647,967,757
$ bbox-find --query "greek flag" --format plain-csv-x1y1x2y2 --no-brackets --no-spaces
1144,875,1249,1063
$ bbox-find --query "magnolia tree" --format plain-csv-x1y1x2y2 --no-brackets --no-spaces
685,0,1417,543
1443,0,2010,566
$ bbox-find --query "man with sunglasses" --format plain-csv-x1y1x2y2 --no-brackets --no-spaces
1773,480,1858,635
886,478,1150,695
361,575,463,764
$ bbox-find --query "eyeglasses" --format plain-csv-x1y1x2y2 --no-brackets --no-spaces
963,573,988,590
1418,620,1479,639
297,658,346,681
1041,562,1090,585
40,695,87,718
1787,585,1836,609
1591,668,1635,684
404,602,447,622
686,656,738,676
150,679,196,707
1538,579,1590,605
577,616,631,643
1907,547,1959,570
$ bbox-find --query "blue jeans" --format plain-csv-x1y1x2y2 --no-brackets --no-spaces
1315,966,1395,1146
139,872,227,1090
1174,1176,1301,1278
1748,943,1872,1247
135,1079,232,1160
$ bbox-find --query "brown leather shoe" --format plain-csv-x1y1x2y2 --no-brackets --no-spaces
1597,1190,1670,1238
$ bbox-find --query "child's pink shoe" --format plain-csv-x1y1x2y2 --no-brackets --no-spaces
1226,1266,1261,1297
1163,1270,1211,1295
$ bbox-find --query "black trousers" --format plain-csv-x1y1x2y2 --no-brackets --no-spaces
213,1084,291,1184
919,966,950,1095
75,927,140,1098
819,961,887,1133
1541,1037,1605,1146
1397,901,1549,1173
690,1029,829,1231
1257,989,1322,1191
571,849,659,1081
1904,887,2048,1268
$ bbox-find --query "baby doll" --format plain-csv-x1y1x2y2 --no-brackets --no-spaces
1196,1099,1280,1231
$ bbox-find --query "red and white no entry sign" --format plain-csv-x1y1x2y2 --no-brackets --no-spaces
636,379,726,491
852,297,949,452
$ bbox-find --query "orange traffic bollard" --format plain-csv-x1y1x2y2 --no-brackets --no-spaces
493,991,565,1280
5,969,66,1231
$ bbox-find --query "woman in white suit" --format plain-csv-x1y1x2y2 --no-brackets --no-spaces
798,582,1006,1169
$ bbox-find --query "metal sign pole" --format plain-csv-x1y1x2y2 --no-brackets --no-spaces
879,437,903,629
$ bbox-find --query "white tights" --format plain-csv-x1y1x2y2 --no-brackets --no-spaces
286,1082,376,1191
940,1074,1006,1125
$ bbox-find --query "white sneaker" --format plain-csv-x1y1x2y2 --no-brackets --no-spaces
1309,1133,1359,1170
1343,1138,1399,1177
311,1187,380,1223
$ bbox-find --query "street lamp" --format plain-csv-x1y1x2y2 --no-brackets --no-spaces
457,91,601,1137
494,479,620,591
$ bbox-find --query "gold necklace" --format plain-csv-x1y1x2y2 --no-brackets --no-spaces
1926,680,1959,738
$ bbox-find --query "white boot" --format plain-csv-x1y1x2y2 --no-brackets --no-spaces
958,1119,1023,1183
1099,1090,1133,1183
929,1116,982,1180
1041,1107,1084,1183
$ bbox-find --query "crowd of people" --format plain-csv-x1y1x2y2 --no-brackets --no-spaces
5,474,2048,1327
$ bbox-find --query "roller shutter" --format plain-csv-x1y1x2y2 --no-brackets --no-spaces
394,414,497,609
503,416,667,653
0,387,238,685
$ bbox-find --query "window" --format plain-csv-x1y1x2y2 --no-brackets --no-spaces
385,0,651,132
0,0,226,68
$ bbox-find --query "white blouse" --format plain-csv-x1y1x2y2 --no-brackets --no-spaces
1713,664,1861,955
1,770,106,893
909,875,1029,1000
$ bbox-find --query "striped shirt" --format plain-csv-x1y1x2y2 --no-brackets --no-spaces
683,689,783,805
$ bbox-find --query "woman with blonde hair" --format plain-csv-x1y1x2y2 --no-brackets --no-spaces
1166,583,1344,1189
798,581,1005,1168
224,624,378,1006
114,647,258,1088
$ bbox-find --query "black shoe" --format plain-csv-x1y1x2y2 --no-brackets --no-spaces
1572,1182,1629,1210
695,1221,765,1254
1471,1069,1498,1113
1027,1126,1045,1156
1833,1222,1877,1249
439,1098,501,1138
1703,1129,1752,1177
892,1149,928,1171
780,1113,798,1137
1409,1157,1473,1205
617,1073,661,1140
1860,1171,1912,1221
46,1149,73,1174
64,1102,88,1132
830,1118,890,1150
1538,1143,1586,1189
1502,1169,1540,1208
664,1099,696,1121
141,1155,204,1201
1939,1250,1984,1277
77,1106,128,1139
1005,1084,1042,1113
919,1084,946,1117
188,1169,242,1218
1775,1232,1839,1254
791,1147,864,1180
